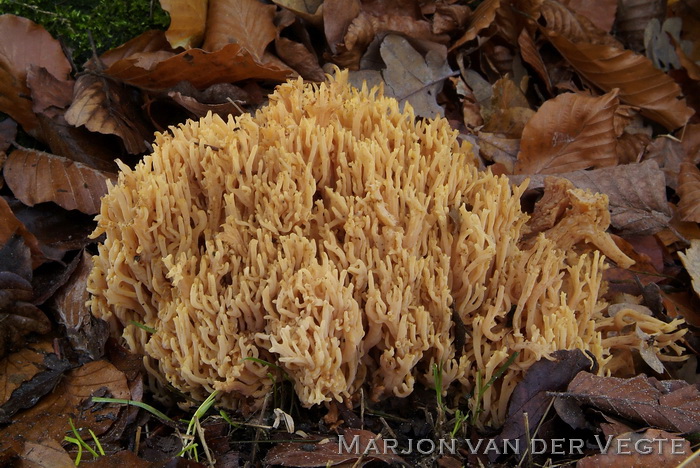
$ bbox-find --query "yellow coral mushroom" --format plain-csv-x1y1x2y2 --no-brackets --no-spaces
87,69,684,427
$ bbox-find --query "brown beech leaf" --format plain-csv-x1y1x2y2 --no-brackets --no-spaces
65,74,153,154
26,66,74,118
160,0,208,49
678,162,700,223
272,0,324,27
324,0,361,55
577,429,692,468
0,15,71,137
515,91,620,174
203,0,276,60
477,132,520,171
103,43,294,90
680,239,700,299
0,119,16,153
0,196,46,271
518,29,552,93
0,272,51,359
616,0,666,52
560,0,617,32
0,340,55,406
541,0,619,46
96,30,173,70
3,148,116,215
557,372,700,433
20,438,74,468
450,0,502,50
511,160,672,236
264,429,406,467
543,29,695,130
0,360,130,456
275,37,325,81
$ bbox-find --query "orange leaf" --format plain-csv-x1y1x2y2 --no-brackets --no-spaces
678,161,700,223
518,28,552,93
3,148,115,215
160,0,208,49
202,0,277,60
450,0,502,50
515,91,620,174
104,43,294,90
0,15,71,137
65,74,153,154
544,29,695,130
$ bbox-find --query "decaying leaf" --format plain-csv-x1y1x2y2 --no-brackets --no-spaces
272,0,324,27
264,429,406,467
0,340,54,406
544,29,695,130
679,239,700,299
678,161,700,223
0,196,46,271
0,15,71,137
511,160,672,236
577,429,692,467
26,66,74,118
561,0,617,32
0,272,51,359
451,0,502,50
202,0,277,60
65,74,153,154
3,148,116,215
0,360,130,456
160,0,208,49
616,0,667,52
555,372,700,434
275,37,325,82
515,91,620,174
20,438,74,468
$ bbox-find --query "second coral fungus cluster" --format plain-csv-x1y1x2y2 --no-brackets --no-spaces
87,70,685,427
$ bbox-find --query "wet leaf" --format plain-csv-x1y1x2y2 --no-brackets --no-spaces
264,429,406,467
3,148,116,215
515,91,620,174
202,0,277,60
0,360,130,455
0,340,54,406
451,0,502,50
556,372,700,433
677,162,700,223
679,239,700,299
511,160,672,236
160,0,208,49
577,429,692,468
0,15,71,137
103,43,294,90
497,350,595,443
65,74,153,154
20,438,74,468
543,29,695,130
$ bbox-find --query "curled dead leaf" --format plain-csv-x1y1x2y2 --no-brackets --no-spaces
677,161,700,223
202,0,277,60
450,0,502,51
679,239,700,299
160,0,208,49
3,148,116,215
515,91,620,174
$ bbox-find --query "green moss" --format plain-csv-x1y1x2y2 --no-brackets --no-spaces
0,0,170,66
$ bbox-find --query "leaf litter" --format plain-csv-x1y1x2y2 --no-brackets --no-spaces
0,0,699,466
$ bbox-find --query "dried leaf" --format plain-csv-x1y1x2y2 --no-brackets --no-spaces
497,350,595,443
0,340,54,406
96,30,173,70
0,15,71,137
26,66,74,118
271,0,324,27
477,132,520,171
541,0,619,46
3,148,116,215
203,0,277,60
544,29,695,130
103,43,294,90
324,0,361,55
557,372,700,433
432,3,471,35
561,0,617,32
20,438,74,468
616,0,666,52
678,162,700,223
0,119,16,154
511,160,672,236
577,429,692,468
451,0,502,50
644,18,683,71
616,132,650,165
0,272,51,359
518,29,552,93
264,429,406,467
65,74,153,154
0,196,46,271
679,239,700,299
275,37,325,81
160,0,208,49
515,91,620,174
0,360,130,455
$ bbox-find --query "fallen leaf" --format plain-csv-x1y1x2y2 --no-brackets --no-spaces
541,0,618,46
323,0,361,55
65,74,154,154
275,37,326,82
103,42,294,90
20,438,74,468
160,0,208,49
80,450,152,467
0,119,16,153
432,3,471,35
0,271,51,359
515,91,620,174
615,132,650,165
616,0,666,52
679,239,700,299
3,148,116,215
561,0,617,32
96,30,173,70
476,132,520,171
0,15,71,137
511,160,672,236
0,360,130,456
543,29,695,130
0,196,46,271
26,66,74,118
518,28,552,93
264,429,406,467
678,162,700,223
272,0,324,27
451,0,502,50
497,349,595,444
0,340,54,406
556,372,700,434
644,18,684,71
202,0,277,60
577,429,692,468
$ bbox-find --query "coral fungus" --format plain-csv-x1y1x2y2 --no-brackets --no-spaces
88,70,684,427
